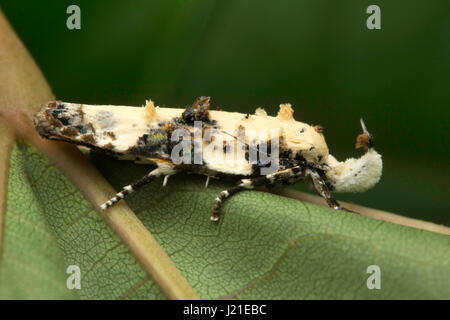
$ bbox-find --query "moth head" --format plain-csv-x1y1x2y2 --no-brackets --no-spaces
324,119,382,193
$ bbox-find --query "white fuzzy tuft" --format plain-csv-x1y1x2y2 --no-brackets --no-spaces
325,149,382,193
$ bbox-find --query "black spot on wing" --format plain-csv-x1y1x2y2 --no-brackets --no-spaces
74,124,92,134
178,96,216,126
51,106,72,126
46,102,95,136
128,128,173,158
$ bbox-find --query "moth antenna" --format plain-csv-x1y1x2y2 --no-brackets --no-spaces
360,118,369,135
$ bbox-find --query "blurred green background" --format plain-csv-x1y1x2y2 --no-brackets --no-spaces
2,1,449,225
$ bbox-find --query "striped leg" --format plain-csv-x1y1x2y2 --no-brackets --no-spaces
211,166,306,222
100,168,164,211
307,169,342,210
211,179,254,222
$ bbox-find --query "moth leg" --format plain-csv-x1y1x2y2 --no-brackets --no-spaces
211,167,306,221
100,167,174,211
306,169,342,210
211,179,254,222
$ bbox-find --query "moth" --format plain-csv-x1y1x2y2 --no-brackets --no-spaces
33,97,382,221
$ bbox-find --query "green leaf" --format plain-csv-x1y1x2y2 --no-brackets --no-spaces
0,143,165,299
1,143,449,299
